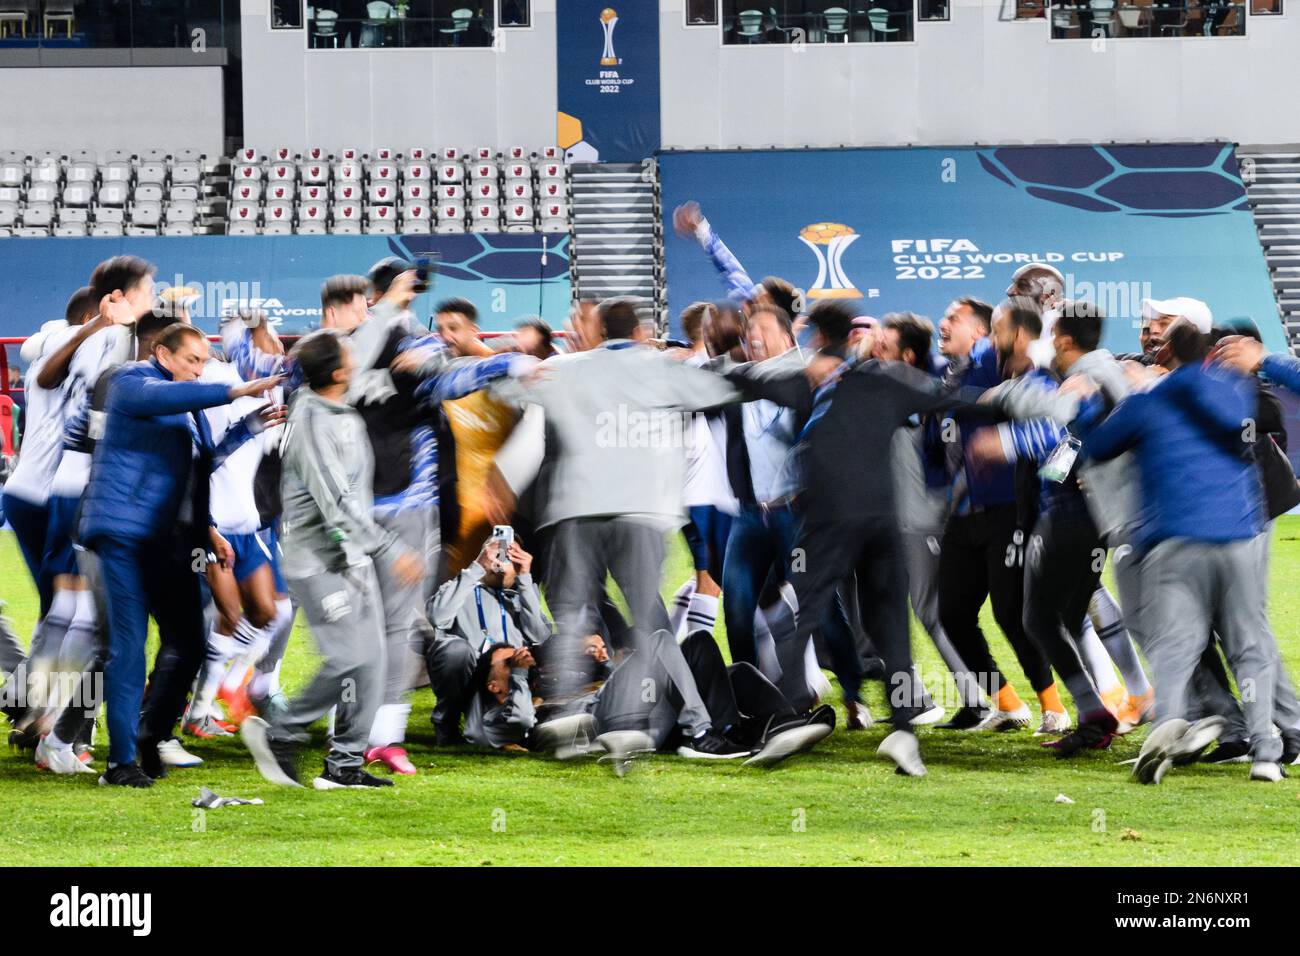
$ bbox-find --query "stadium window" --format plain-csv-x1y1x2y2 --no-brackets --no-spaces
919,0,949,19
1250,0,1282,12
307,1,499,48
720,0,914,44
1047,0,1246,38
686,0,719,25
499,0,530,27
273,0,305,29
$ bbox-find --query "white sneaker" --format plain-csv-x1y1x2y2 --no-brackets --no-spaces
158,738,203,768
595,730,655,778
877,730,926,777
534,713,598,761
1134,718,1189,785
35,736,95,775
973,704,1032,732
846,700,873,730
1249,761,1284,783
1033,709,1072,737
910,703,946,727
1168,715,1227,765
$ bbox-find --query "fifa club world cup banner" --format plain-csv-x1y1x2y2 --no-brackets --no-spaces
0,233,571,338
555,0,660,163
660,144,1286,354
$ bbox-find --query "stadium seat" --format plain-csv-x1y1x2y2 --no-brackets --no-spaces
504,162,531,182
134,183,164,203
233,163,263,182
406,147,430,162
373,147,397,162
505,202,534,233
402,181,431,201
0,187,19,202
22,203,55,228
231,181,262,202
366,220,397,235
226,221,257,236
17,226,52,237
267,163,296,183
470,161,498,181
300,162,329,185
58,206,88,224
402,220,431,235
234,147,261,164
472,200,499,220
130,200,162,227
125,225,158,236
229,202,260,224
403,162,431,181
262,221,293,235
30,161,61,185
28,182,58,204
337,147,362,162
367,204,397,225
303,146,330,163
368,181,397,204
90,222,124,237
539,146,563,161
538,162,564,182
333,181,362,202
439,146,461,161
506,146,532,161
0,164,24,190
437,163,465,184
270,146,295,163
400,201,432,221
173,148,202,163
298,221,327,235
139,148,168,163
163,223,195,236
505,180,534,201
370,163,398,183
137,162,167,186
538,179,565,200
438,183,464,201
264,201,293,225
172,162,202,185
299,183,329,202
265,182,294,202
334,161,362,182
102,148,132,164
298,201,328,222
166,200,197,223
66,161,97,183
331,221,362,235
0,201,18,227
94,206,125,224
169,184,200,202
472,180,499,200
97,181,130,205
332,202,362,222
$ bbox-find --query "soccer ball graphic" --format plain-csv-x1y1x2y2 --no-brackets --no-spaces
977,144,1249,218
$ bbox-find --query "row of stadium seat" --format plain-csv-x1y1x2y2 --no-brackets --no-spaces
235,145,565,165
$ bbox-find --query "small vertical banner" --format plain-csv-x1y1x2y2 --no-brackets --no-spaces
556,0,661,163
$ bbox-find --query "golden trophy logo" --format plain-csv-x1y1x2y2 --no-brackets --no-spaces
600,7,619,66
799,222,862,299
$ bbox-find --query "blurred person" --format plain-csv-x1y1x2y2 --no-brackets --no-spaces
1005,263,1064,368
513,316,558,361
1077,316,1283,783
82,321,281,788
927,297,1062,733
848,315,878,358
241,329,423,790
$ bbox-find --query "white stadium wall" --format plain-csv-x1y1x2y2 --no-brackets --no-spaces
0,67,225,156
238,0,559,152
658,0,1300,149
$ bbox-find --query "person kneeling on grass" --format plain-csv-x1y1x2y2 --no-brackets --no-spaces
242,329,425,791
424,531,553,746
468,626,837,775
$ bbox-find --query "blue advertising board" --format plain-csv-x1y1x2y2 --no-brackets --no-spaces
0,232,571,337
556,0,660,163
661,144,1285,353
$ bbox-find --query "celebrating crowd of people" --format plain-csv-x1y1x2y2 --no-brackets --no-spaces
2,200,1299,790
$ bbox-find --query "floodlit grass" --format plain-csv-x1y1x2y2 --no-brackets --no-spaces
2,522,1299,866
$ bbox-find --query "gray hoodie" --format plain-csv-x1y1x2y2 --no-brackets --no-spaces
279,387,400,578
991,348,1140,541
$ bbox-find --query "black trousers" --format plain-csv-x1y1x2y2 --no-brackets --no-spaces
938,504,1054,697
789,515,921,727
1022,503,1104,714
679,629,798,746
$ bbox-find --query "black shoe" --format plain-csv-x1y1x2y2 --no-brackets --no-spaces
1041,710,1117,759
435,722,466,747
137,738,168,780
676,730,750,759
861,656,886,681
97,763,155,788
936,705,988,730
806,704,836,730
1201,739,1252,764
312,765,396,789
8,727,39,752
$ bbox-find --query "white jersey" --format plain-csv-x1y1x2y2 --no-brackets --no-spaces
5,326,80,505
202,358,265,535
49,323,132,500
682,351,738,515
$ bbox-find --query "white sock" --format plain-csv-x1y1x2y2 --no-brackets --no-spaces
189,628,237,723
220,618,272,694
668,579,695,640
45,731,71,752
1089,586,1152,696
368,702,412,749
754,608,781,682
683,592,719,638
1078,617,1122,698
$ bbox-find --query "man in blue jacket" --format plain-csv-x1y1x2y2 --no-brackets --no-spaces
82,322,281,788
1078,319,1281,784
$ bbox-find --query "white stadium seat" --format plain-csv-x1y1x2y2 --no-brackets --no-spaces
369,162,398,182
234,147,261,164
134,183,164,203
299,183,329,201
333,162,362,182
337,147,362,162
406,147,430,162
437,163,464,184
270,146,295,163
368,181,398,204
470,161,498,181
262,221,293,235
472,180,499,200
229,202,259,224
303,145,330,163
331,221,362,235
437,182,464,201
538,179,565,199
403,162,431,181
172,162,202,185
265,182,294,202
139,148,168,163
505,180,534,201
264,201,293,225
130,200,162,227
163,223,195,236
539,146,563,161
504,163,531,181
439,146,461,161
28,182,58,204
0,163,25,188
23,203,55,227
400,201,432,221
401,220,431,235
233,163,263,182
402,181,431,202
166,200,197,223
506,145,531,161
267,163,296,183
333,181,363,202
66,162,97,183
137,162,167,185
232,181,262,202
54,223,89,237
367,204,397,225
332,201,362,222
58,207,89,224
226,221,258,236
91,222,124,237
94,206,125,224
0,201,19,227
298,221,327,235
169,184,200,202
298,201,329,222
372,147,397,162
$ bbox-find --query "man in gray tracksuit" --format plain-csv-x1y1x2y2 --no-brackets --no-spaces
425,532,552,742
242,329,425,790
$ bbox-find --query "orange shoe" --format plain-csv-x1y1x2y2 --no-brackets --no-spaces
218,684,257,725
1101,686,1126,717
1116,689,1155,734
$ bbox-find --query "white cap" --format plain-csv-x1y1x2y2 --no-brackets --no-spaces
1141,296,1212,335
19,319,68,363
